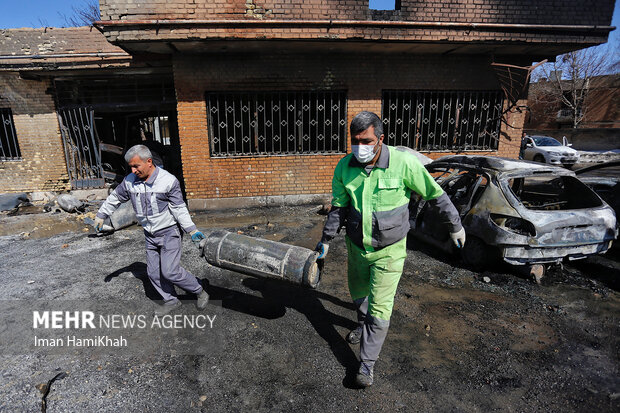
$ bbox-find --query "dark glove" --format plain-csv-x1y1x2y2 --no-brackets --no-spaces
315,242,329,259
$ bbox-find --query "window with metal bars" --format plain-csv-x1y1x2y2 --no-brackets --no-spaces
206,91,347,157
382,90,504,152
0,108,21,161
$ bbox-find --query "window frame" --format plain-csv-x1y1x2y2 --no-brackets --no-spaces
0,108,22,161
205,90,348,158
381,90,504,152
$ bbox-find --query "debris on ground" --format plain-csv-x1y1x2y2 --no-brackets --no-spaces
39,371,68,413
0,204,618,412
0,193,30,211
56,194,85,213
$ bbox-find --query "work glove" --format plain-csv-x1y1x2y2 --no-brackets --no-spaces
315,242,329,259
190,230,205,245
450,227,466,248
94,217,105,232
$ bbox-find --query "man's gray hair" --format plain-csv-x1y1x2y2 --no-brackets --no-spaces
350,111,383,140
124,144,153,163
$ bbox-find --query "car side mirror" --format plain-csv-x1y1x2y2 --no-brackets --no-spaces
525,143,533,148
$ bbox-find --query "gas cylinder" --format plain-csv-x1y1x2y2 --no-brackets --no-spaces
200,229,321,288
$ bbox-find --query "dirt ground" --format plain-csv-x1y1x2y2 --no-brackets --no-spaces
0,204,619,412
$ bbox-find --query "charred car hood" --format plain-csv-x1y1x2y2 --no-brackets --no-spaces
515,207,616,247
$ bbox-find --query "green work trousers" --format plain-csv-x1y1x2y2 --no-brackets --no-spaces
346,236,408,322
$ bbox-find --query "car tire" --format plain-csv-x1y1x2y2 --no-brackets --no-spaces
533,154,546,164
461,236,494,272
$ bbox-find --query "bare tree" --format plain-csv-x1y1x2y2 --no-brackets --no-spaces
531,44,615,129
60,0,101,27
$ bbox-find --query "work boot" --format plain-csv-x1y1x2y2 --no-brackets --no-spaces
196,289,209,310
346,326,363,344
355,361,374,388
154,300,182,316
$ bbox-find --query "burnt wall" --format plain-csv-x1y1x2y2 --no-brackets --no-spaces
0,73,69,192
100,0,615,26
173,53,526,205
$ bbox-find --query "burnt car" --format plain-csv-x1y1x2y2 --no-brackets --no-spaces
574,160,620,223
408,155,617,270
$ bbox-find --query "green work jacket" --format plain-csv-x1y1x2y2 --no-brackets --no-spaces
331,145,444,252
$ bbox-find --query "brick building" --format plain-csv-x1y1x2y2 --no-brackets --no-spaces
524,73,620,151
0,1,615,208
0,27,132,192
527,73,620,130
0,27,180,193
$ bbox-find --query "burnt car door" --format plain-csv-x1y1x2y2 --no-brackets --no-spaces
409,166,488,245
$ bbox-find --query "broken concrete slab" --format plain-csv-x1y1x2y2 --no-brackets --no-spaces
57,194,84,213
28,192,58,203
69,188,109,201
0,193,30,211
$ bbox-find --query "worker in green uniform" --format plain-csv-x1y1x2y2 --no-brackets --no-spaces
316,111,465,387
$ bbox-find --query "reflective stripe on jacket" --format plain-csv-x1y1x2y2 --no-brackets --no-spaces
331,145,444,251
96,167,196,235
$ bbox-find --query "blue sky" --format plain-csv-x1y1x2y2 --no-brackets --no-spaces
0,0,89,28
1,0,618,58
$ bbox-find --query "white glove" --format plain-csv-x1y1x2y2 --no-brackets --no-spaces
94,217,105,232
450,227,466,248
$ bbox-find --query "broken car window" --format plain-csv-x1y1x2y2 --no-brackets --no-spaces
506,175,602,210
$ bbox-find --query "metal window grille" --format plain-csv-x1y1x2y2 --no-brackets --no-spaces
206,91,347,157
382,90,504,152
58,107,104,189
0,108,21,160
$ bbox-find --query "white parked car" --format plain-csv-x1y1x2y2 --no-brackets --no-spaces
521,135,579,168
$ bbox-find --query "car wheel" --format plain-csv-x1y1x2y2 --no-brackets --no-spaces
533,154,546,164
461,236,493,271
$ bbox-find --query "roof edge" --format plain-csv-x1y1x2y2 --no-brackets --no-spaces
93,19,615,34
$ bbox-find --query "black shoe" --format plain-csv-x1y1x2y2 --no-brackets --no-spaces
355,362,374,388
196,289,209,310
154,300,182,316
346,326,363,344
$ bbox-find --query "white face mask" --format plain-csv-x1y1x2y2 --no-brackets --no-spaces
351,142,378,164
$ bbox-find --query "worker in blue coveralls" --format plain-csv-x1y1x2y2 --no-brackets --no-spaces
94,144,209,315
316,111,465,387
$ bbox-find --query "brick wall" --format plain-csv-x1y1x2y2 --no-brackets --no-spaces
0,73,70,192
103,25,607,49
173,53,522,203
98,1,614,47
526,75,620,130
100,0,615,26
